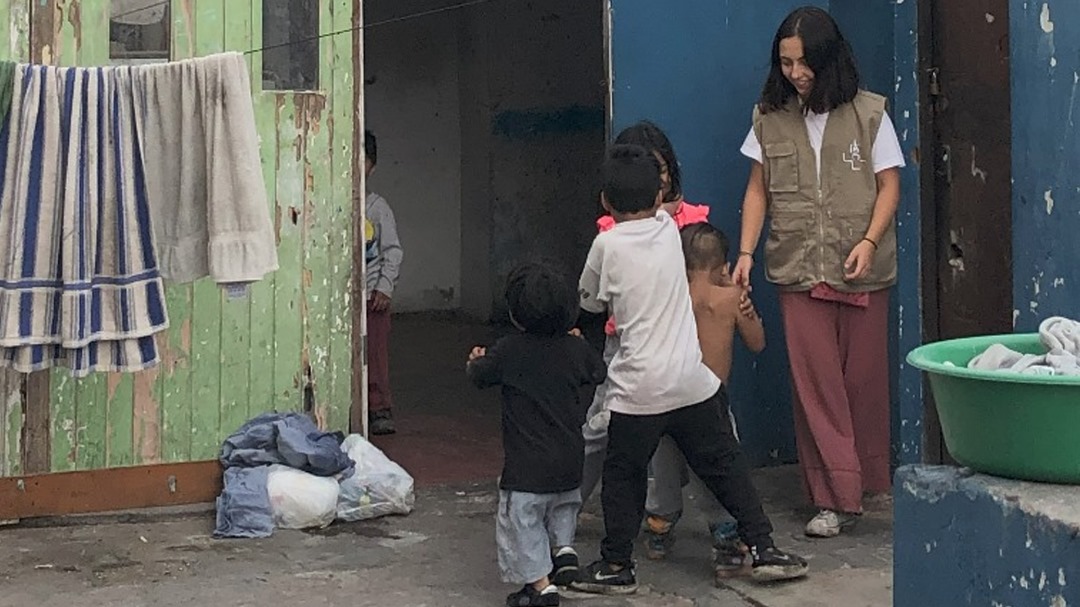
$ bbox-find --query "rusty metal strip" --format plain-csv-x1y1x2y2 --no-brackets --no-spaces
0,460,222,520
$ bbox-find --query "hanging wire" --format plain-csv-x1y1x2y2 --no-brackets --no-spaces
111,0,170,24
247,0,498,54
108,0,500,55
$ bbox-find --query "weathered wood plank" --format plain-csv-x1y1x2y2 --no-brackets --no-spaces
76,0,109,65
30,0,55,64
350,0,365,435
304,1,335,428
187,0,226,460
326,0,355,432
247,0,278,420
105,372,135,466
217,0,256,437
48,374,76,471
53,0,79,66
0,460,222,520
10,0,30,62
272,94,304,413
21,0,55,476
0,371,21,476
73,376,107,470
171,0,195,61
156,1,198,466
132,368,161,464
159,310,193,463
22,371,52,474
0,1,11,61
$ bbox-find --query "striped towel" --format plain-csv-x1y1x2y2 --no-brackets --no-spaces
0,64,168,376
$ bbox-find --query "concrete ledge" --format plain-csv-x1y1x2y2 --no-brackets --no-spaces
894,465,1080,606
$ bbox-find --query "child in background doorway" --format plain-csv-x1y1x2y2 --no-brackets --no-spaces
364,129,404,436
467,263,608,607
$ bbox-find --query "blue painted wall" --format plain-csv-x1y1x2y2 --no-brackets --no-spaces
1012,0,1080,331
609,1,924,466
609,0,824,465
895,466,1080,606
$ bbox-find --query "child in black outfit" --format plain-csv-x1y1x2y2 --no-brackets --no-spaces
467,262,608,607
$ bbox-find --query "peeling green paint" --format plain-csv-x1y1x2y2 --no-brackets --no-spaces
0,0,356,475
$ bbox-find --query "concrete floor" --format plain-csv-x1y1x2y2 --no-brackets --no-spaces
0,466,892,607
0,314,894,606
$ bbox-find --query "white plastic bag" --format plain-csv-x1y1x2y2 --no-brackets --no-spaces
266,465,339,530
336,434,415,521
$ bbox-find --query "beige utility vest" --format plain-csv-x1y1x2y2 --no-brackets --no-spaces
752,90,897,293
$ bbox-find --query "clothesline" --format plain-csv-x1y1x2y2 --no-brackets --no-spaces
112,0,499,55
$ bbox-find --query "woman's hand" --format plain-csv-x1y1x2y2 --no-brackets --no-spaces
844,239,877,281
468,346,486,362
732,255,754,289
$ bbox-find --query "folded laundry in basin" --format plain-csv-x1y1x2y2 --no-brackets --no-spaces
968,317,1080,376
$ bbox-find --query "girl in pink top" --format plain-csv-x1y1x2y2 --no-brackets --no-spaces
597,121,711,335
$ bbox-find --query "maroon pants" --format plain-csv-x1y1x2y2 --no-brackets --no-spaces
366,303,393,413
779,290,891,514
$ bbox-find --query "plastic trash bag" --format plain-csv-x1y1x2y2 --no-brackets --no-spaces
266,465,340,530
337,434,415,522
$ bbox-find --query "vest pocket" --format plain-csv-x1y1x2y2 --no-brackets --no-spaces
764,141,799,193
764,218,810,286
836,213,897,286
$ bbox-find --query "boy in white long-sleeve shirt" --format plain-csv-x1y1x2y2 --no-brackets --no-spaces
364,130,404,435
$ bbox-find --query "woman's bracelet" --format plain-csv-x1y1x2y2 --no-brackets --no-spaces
861,237,879,250
738,250,754,259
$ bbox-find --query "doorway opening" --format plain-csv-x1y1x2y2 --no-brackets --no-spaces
363,0,608,485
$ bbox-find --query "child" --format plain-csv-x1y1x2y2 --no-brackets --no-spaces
580,120,710,509
467,263,608,607
667,222,766,581
572,144,808,594
579,121,740,567
364,129,404,435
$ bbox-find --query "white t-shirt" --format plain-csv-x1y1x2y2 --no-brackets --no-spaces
579,210,721,416
740,110,906,175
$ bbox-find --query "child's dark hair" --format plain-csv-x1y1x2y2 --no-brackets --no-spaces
602,144,660,214
680,223,730,273
614,121,681,203
759,6,860,115
505,262,579,335
365,129,378,166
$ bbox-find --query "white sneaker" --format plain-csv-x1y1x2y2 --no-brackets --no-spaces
805,509,859,538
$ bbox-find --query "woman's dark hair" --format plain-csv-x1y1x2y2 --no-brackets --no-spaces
614,121,681,203
505,262,579,336
759,6,860,115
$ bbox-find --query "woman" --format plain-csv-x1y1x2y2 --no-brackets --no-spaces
731,6,905,538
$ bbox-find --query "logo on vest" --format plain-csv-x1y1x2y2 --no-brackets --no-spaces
843,139,866,171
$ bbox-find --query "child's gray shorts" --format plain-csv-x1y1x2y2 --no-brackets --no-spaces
496,488,582,584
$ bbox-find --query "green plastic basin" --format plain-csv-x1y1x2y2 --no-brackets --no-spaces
907,333,1080,484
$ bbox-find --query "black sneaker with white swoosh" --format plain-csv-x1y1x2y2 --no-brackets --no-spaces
569,560,638,595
